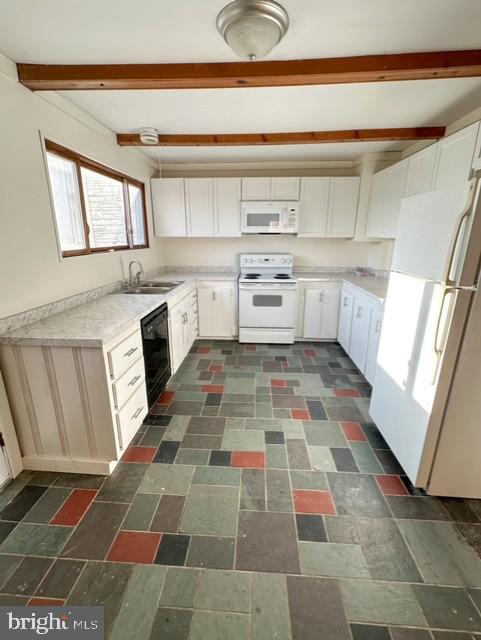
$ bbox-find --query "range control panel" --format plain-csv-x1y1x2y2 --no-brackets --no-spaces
240,254,293,268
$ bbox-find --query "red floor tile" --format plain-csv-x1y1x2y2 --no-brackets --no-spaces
281,361,289,368
291,409,311,420
340,421,366,441
293,489,336,515
107,531,162,564
232,452,266,469
335,389,361,398
157,391,175,405
245,345,256,352
201,385,224,393
29,598,66,607
51,489,97,526
376,475,409,496
271,380,287,388
123,446,158,463
209,364,223,372
198,347,211,354
304,349,316,357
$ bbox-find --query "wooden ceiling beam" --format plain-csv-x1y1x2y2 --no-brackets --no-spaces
116,127,446,147
17,50,481,91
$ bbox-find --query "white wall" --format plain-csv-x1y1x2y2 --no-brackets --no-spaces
164,236,373,268
0,54,163,319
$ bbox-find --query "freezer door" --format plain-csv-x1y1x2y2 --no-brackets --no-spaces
369,272,447,484
392,181,475,282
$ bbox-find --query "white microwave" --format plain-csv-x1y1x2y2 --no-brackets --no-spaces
241,201,299,234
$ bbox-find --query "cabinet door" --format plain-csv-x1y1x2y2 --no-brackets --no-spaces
364,308,383,385
405,144,437,196
151,178,187,237
433,122,480,189
349,299,372,372
327,177,360,238
303,284,340,339
198,284,236,337
213,178,241,236
298,177,329,236
270,177,300,200
185,178,214,236
382,161,408,238
241,177,270,200
337,289,354,353
366,172,386,238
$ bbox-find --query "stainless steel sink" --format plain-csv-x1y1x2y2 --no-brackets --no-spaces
123,281,184,295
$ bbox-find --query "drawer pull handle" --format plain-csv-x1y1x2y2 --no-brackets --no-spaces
128,375,141,387
124,346,138,357
131,406,143,420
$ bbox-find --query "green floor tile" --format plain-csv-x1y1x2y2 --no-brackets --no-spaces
192,467,241,486
175,449,210,466
221,430,265,452
195,569,251,612
160,567,201,608
110,565,168,640
0,523,72,556
290,470,328,491
123,494,160,531
266,445,289,469
189,611,250,640
22,487,70,524
139,464,195,495
350,442,384,473
163,416,190,441
251,573,290,640
341,579,426,626
180,485,239,536
308,446,336,471
299,542,371,578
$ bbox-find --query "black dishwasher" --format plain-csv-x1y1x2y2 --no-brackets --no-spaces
141,303,171,408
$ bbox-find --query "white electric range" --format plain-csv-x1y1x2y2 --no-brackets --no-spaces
238,253,298,344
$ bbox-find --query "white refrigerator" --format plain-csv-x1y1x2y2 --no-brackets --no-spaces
370,178,481,498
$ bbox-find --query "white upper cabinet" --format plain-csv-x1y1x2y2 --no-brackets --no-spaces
151,178,187,237
432,122,480,189
213,178,241,237
366,160,408,239
298,177,359,238
270,177,300,200
241,177,300,200
298,177,330,236
327,177,360,238
185,178,215,237
405,144,437,197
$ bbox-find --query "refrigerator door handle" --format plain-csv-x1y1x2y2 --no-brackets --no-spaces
432,284,477,383
446,185,476,286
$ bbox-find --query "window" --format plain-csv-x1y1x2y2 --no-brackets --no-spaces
45,140,148,257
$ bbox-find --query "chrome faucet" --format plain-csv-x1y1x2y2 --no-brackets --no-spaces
128,260,144,287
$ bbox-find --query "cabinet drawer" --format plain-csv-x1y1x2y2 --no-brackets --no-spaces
116,383,147,451
112,356,145,410
108,330,143,380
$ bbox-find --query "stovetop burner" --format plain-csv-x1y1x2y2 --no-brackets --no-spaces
274,274,291,279
244,273,261,279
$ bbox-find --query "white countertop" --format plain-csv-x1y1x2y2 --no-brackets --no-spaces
294,271,389,303
0,269,386,347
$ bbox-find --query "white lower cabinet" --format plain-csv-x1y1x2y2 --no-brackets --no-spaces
301,283,340,340
337,288,354,352
197,281,237,338
337,283,384,382
169,287,198,374
0,324,149,475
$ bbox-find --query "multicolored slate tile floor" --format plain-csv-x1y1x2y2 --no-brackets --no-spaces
0,340,481,639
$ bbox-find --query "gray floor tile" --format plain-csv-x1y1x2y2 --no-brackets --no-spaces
159,566,200,608
189,611,250,640
180,485,239,536
186,536,235,569
412,584,481,631
149,608,192,640
240,469,266,510
196,569,251,612
327,473,390,517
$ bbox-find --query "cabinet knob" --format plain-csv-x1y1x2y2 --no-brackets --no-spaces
357,306,363,318
343,297,348,307
319,292,324,303
212,291,217,301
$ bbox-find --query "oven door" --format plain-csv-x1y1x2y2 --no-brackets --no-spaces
241,202,286,233
239,283,298,328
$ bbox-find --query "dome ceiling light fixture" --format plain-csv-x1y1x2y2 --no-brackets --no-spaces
216,0,289,61
139,127,159,145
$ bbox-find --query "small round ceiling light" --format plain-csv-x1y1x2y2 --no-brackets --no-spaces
217,0,289,61
139,128,159,145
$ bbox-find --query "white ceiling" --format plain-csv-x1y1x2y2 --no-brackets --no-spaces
1,0,481,64
2,0,481,163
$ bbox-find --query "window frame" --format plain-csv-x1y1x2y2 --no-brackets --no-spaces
45,139,149,257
